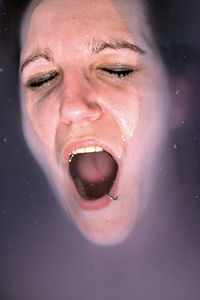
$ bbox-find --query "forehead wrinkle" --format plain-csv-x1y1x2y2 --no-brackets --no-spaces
21,37,146,74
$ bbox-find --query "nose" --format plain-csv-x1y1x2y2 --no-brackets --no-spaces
59,75,102,125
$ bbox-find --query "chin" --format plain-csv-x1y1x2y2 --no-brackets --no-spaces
68,201,138,246
80,223,133,246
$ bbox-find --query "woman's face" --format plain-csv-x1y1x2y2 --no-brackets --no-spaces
20,0,171,245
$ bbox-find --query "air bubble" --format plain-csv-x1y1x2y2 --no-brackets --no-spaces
175,89,179,96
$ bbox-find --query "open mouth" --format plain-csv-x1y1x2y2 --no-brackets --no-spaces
68,146,118,201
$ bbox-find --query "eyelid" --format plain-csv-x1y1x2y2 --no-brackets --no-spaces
97,63,139,70
96,63,140,79
25,70,60,88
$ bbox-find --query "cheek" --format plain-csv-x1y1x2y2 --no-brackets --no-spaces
100,85,140,141
23,94,60,150
113,80,171,155
113,96,140,140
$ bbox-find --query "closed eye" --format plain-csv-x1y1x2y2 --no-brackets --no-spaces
100,66,138,79
27,71,59,88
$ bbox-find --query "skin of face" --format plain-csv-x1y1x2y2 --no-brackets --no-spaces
20,0,172,245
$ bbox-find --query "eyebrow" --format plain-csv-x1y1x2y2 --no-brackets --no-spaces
90,39,146,55
20,51,53,73
20,39,145,73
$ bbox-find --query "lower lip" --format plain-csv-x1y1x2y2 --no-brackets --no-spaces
66,168,119,211
76,194,111,211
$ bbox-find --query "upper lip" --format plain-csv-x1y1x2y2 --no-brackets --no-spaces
61,136,120,166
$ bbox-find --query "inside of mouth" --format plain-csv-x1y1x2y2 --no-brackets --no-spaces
69,150,118,200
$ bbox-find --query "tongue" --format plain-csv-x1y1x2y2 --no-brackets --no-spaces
69,150,118,200
75,151,115,183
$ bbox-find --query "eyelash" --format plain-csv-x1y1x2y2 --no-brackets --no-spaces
101,67,135,79
27,71,59,88
26,65,137,89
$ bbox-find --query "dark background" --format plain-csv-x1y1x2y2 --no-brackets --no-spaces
0,0,200,299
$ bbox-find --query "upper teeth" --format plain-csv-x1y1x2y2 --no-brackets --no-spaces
71,146,103,155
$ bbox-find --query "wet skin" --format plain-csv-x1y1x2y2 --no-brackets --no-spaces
20,0,172,245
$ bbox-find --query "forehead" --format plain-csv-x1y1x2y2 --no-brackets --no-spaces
23,0,147,23
21,0,153,53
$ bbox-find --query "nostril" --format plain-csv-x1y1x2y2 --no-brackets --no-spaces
59,97,102,124
87,103,102,121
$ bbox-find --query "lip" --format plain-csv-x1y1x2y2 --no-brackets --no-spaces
62,137,120,164
61,137,120,211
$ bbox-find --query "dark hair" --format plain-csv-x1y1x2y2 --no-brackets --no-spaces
147,0,200,73
0,0,29,65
